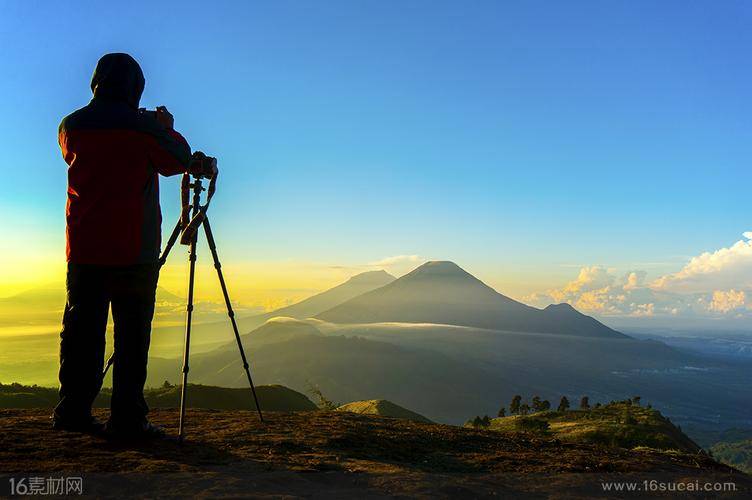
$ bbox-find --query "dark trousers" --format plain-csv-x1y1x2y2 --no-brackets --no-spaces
54,263,159,427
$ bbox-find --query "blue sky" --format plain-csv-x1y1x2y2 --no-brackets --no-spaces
1,1,751,321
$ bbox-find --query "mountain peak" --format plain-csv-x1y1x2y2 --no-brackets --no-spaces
317,261,627,339
544,303,577,313
419,260,463,270
346,270,395,285
409,261,470,277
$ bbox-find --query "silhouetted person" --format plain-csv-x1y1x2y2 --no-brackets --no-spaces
54,53,201,437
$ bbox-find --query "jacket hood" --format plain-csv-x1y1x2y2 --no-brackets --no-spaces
90,53,145,108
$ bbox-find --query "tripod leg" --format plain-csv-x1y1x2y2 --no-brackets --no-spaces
202,217,264,422
178,231,199,442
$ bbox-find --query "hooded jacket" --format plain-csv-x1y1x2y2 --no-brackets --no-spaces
59,53,191,265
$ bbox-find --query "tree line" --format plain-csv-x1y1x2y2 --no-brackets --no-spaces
466,394,643,428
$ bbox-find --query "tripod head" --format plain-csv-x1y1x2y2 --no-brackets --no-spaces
180,152,218,245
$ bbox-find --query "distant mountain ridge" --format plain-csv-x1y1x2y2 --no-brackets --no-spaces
145,269,396,354
317,261,626,339
0,382,316,412
265,270,395,320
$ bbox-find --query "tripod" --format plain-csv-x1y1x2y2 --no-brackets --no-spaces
103,172,264,441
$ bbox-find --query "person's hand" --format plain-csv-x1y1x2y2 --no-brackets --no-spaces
155,106,174,129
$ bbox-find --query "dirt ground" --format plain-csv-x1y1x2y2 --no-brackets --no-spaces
0,408,748,498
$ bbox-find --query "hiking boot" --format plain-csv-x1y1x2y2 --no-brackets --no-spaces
52,415,106,435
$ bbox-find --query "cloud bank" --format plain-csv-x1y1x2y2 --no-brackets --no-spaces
524,232,752,319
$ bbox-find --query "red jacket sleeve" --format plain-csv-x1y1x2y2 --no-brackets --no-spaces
146,127,192,177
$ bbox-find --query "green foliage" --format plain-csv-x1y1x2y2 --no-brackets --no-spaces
709,439,752,474
497,407,506,418
519,403,530,415
557,396,570,412
532,396,550,412
580,396,590,409
467,415,491,428
510,395,522,415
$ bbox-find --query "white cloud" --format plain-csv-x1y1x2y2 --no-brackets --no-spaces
547,266,614,304
623,270,647,291
651,233,752,293
524,266,656,316
525,232,752,320
368,255,423,267
630,303,655,317
367,255,426,276
709,289,747,313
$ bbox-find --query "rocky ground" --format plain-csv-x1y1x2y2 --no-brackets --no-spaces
0,408,748,498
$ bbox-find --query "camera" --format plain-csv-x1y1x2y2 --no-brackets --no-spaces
139,109,158,119
138,106,171,125
188,151,218,179
138,107,158,120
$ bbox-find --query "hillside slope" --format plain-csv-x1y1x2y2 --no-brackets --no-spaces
0,409,746,498
489,402,701,453
337,399,432,423
169,325,507,424
317,261,627,338
0,382,316,412
711,439,752,474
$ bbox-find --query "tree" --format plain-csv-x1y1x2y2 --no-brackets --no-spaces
580,396,590,410
497,407,506,418
632,396,641,406
532,396,551,413
557,396,570,412
162,380,173,389
519,403,530,416
531,396,542,412
510,395,522,415
470,416,491,428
